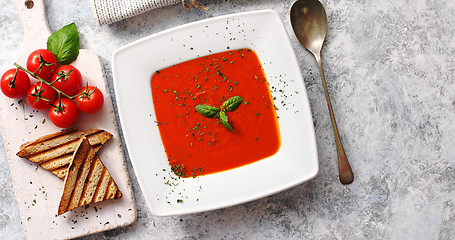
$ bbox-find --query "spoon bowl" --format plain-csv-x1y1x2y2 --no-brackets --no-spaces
290,0,354,184
290,0,327,57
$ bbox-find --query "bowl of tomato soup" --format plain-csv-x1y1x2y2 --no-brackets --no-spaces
151,49,281,178
113,10,318,216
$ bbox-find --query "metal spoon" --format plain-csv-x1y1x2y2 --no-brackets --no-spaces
290,0,354,184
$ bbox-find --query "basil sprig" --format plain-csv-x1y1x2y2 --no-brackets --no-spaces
47,22,80,65
195,96,243,132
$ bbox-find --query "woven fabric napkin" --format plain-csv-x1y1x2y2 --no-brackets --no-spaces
90,0,183,25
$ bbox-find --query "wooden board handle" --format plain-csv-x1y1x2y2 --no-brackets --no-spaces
16,0,51,47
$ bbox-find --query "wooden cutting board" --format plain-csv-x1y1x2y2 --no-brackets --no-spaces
0,0,136,239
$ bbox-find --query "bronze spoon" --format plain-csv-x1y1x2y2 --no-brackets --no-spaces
290,0,354,184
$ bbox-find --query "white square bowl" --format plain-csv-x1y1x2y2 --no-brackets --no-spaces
112,10,318,216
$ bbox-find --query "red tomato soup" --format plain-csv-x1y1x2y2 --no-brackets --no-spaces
150,49,280,178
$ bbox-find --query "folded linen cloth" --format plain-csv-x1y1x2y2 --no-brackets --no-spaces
90,0,208,25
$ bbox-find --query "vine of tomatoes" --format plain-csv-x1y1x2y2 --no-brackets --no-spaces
0,22,104,128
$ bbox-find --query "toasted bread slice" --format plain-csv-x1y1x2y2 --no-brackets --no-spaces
58,137,122,215
16,128,112,179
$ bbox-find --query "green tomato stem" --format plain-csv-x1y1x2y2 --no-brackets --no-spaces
14,62,76,102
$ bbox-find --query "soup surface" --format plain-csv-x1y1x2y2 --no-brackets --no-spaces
150,49,280,177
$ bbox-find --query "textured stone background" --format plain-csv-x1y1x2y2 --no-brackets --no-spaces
1,0,455,239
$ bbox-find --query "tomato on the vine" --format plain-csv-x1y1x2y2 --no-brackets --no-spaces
51,65,82,96
1,68,30,99
74,86,104,114
26,49,57,81
48,98,79,128
26,82,58,110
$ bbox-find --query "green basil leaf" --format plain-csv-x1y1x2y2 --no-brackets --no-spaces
47,22,80,65
221,96,243,112
219,111,234,132
195,105,220,118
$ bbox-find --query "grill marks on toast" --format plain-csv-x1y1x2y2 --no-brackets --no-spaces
16,129,112,179
17,129,122,215
58,137,122,215
58,137,92,215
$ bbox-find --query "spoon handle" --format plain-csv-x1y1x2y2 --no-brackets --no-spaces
315,55,354,185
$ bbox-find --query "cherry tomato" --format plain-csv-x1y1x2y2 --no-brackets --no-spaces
75,86,104,114
26,49,57,81
26,82,58,110
51,65,82,97
1,68,30,98
49,98,79,128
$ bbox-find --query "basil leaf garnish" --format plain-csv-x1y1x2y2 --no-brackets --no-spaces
195,105,220,118
194,95,242,133
47,22,80,65
221,96,243,112
219,111,234,132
